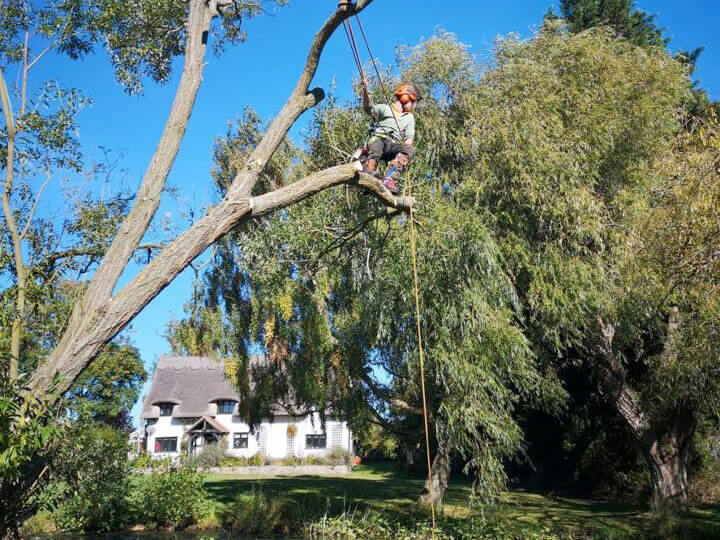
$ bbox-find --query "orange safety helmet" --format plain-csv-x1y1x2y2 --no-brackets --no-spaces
394,84,420,104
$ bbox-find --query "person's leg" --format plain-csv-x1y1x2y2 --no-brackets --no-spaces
382,144,415,194
388,144,415,168
364,137,385,176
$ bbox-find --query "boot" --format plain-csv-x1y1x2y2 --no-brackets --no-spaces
363,158,378,175
383,166,401,195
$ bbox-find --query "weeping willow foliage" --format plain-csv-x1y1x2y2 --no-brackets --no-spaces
168,22,719,499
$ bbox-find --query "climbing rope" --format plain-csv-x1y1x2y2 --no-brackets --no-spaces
407,177,437,533
342,19,366,85
343,14,403,137
342,13,437,534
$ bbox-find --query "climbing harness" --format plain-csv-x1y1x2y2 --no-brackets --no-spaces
342,9,437,534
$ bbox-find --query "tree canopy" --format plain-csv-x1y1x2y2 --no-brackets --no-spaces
170,18,719,508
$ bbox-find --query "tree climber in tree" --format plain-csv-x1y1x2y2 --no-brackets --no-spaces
360,81,419,195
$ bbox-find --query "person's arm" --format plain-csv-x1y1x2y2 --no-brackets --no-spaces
361,77,372,114
404,116,415,146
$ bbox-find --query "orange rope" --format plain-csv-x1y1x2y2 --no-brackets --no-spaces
407,177,437,534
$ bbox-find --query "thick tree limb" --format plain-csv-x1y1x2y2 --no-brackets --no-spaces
251,164,414,216
28,163,412,396
595,319,653,440
55,0,218,349
26,0,216,394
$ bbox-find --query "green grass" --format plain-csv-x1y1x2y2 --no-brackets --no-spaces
204,461,720,539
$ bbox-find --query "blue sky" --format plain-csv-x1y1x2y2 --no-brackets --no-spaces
15,1,720,424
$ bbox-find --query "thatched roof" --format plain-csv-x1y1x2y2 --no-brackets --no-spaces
141,356,240,419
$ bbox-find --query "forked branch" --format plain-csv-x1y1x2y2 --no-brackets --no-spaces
27,1,405,400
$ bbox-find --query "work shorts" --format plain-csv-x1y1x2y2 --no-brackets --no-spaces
366,136,416,164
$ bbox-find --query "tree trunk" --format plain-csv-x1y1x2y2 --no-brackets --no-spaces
647,443,690,514
419,439,452,507
0,69,24,382
645,409,695,514
595,317,694,514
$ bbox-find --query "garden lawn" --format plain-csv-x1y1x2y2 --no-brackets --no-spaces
204,462,720,539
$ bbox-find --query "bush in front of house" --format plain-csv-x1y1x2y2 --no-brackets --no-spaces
281,455,302,466
130,451,151,468
130,453,175,469
51,423,131,532
327,447,352,465
194,443,227,468
220,453,265,467
128,468,212,529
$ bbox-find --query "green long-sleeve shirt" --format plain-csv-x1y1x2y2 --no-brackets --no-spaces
367,103,415,142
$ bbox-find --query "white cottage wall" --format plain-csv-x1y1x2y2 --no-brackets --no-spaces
146,415,186,458
146,413,353,459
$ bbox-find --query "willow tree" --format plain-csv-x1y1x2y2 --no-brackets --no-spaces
454,22,719,512
171,22,719,513
168,34,566,505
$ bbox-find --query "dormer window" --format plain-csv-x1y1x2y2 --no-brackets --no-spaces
216,400,235,415
159,403,174,416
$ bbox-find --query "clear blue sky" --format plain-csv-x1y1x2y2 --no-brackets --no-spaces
23,1,720,424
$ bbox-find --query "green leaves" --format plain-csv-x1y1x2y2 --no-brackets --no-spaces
0,376,60,532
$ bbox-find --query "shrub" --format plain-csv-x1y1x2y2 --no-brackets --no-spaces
51,423,130,532
220,453,265,467
301,455,324,465
128,469,211,529
281,455,302,466
220,455,244,467
305,508,560,539
149,456,173,469
248,452,265,467
222,491,300,535
328,447,352,465
195,443,227,468
21,510,57,534
0,381,61,536
131,452,151,468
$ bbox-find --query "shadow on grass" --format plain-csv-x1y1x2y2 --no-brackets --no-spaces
203,464,720,539
205,474,421,511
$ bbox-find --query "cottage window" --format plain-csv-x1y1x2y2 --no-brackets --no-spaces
233,433,249,449
217,400,235,414
306,434,326,449
155,437,177,452
158,403,174,416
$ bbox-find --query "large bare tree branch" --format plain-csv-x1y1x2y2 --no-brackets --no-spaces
251,164,414,215
27,1,387,399
59,0,218,336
